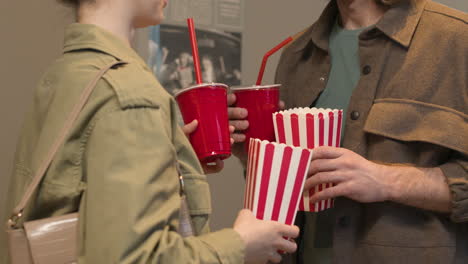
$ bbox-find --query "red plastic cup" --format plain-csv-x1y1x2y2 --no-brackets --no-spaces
231,84,280,151
175,83,231,163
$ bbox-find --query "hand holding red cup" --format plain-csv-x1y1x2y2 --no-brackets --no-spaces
228,92,285,164
228,36,292,165
175,83,232,163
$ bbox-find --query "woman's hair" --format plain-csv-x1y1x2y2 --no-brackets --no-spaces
377,0,403,5
59,0,78,6
332,0,405,6
58,0,93,6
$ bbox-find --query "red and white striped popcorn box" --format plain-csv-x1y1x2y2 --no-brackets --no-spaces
243,138,313,225
273,107,343,212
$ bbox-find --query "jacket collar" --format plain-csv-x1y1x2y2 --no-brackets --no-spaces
375,0,428,48
63,23,147,67
292,1,338,53
292,0,428,53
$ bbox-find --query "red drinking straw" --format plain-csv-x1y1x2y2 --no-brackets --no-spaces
256,37,294,85
187,18,203,84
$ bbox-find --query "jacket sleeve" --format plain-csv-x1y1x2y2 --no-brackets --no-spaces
440,152,468,223
363,98,468,223
78,107,245,264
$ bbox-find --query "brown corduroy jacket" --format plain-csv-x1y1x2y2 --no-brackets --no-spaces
276,0,468,263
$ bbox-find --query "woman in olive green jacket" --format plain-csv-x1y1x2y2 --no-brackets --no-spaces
4,0,299,263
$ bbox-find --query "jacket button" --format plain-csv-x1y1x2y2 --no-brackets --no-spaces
338,216,350,228
362,65,372,75
350,111,360,120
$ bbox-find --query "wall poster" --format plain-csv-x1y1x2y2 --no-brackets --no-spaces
147,0,244,96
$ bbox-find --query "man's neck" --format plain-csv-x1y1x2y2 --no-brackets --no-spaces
77,2,135,46
337,0,389,30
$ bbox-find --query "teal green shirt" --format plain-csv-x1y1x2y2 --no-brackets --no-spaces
314,21,368,137
302,21,369,264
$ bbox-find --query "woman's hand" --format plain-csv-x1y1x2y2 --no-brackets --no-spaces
181,119,199,137
233,209,299,264
181,120,235,174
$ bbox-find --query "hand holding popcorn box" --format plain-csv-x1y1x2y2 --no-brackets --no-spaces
243,138,313,225
273,107,343,212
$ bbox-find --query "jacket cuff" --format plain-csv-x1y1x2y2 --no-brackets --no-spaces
440,159,468,223
198,228,245,264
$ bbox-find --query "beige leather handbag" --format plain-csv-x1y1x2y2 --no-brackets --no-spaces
5,61,194,264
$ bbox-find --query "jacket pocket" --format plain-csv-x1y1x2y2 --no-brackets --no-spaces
363,98,468,156
182,173,212,234
183,173,212,216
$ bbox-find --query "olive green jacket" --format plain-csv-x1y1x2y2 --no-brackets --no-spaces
276,0,467,263
3,23,244,263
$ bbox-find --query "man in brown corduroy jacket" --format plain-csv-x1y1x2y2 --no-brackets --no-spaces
229,0,467,263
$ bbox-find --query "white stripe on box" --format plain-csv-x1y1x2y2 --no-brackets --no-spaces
278,147,302,223
291,150,313,224
324,115,330,147
298,113,307,148
284,114,293,145
332,111,339,147
314,115,320,148
245,139,253,209
252,140,266,216
273,113,279,143
263,144,284,221
249,139,257,210
248,139,259,210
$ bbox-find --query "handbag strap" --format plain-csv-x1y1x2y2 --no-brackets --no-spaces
7,61,127,229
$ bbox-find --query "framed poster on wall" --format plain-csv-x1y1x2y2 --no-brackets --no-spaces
145,0,244,95
148,25,241,95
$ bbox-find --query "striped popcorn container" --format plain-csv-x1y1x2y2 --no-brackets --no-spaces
243,138,313,225
273,107,343,212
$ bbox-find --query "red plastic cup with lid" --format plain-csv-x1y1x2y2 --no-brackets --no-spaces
232,84,280,151
175,83,231,163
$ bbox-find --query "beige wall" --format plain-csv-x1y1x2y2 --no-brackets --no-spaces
0,0,466,235
0,0,74,227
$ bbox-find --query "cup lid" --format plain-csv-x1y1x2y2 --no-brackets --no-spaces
230,84,281,91
174,83,229,98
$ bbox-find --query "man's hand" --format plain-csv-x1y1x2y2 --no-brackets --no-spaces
305,147,391,204
227,93,249,164
181,119,234,174
305,146,451,213
227,93,249,144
